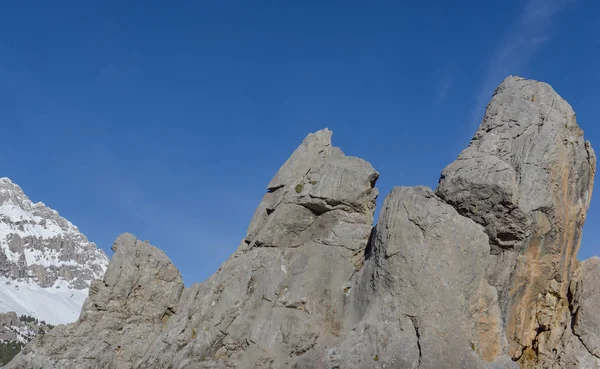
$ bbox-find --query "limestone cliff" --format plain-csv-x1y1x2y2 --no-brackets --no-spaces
436,76,596,368
6,77,599,369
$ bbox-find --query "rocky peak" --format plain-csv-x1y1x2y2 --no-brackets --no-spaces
6,77,600,369
436,76,596,366
245,127,379,251
438,76,595,250
0,177,87,242
0,177,108,288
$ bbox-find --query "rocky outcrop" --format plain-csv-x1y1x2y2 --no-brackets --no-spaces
436,76,596,367
324,186,515,369
7,233,183,369
6,76,600,369
134,129,380,368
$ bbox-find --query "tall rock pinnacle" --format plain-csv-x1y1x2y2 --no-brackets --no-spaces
6,77,600,369
437,76,596,366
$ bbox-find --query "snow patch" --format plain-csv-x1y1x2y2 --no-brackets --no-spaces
0,276,88,325
0,202,43,223
0,217,63,239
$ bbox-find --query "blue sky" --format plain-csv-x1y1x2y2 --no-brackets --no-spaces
1,0,599,284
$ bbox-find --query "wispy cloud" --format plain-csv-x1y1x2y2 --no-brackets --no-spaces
469,0,573,128
437,73,455,101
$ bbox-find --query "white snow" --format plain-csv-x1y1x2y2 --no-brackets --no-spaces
0,215,63,240
0,276,89,325
0,202,43,223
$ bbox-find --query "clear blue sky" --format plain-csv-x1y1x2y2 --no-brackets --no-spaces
1,1,599,284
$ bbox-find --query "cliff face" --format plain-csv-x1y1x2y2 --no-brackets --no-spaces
436,76,597,367
7,77,599,369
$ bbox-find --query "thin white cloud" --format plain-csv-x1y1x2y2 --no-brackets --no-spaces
437,73,455,101
469,0,572,128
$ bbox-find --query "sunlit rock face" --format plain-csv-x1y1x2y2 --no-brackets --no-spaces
7,77,599,369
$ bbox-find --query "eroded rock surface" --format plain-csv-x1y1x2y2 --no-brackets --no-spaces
323,186,515,369
572,258,600,357
7,233,184,369
7,77,600,369
436,76,596,367
134,129,380,368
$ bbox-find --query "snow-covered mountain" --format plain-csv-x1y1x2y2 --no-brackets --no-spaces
0,178,109,324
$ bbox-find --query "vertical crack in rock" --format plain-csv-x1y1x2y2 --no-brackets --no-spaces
565,257,600,362
407,315,423,368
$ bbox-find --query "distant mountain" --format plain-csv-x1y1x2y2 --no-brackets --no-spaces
0,178,108,325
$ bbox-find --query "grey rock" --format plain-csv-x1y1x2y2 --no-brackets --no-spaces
133,129,379,369
571,257,600,360
8,129,380,369
246,128,378,248
6,233,184,369
527,257,600,369
323,186,511,369
436,76,596,365
6,77,599,369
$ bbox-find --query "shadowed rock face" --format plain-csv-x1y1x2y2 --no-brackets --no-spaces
6,77,599,369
